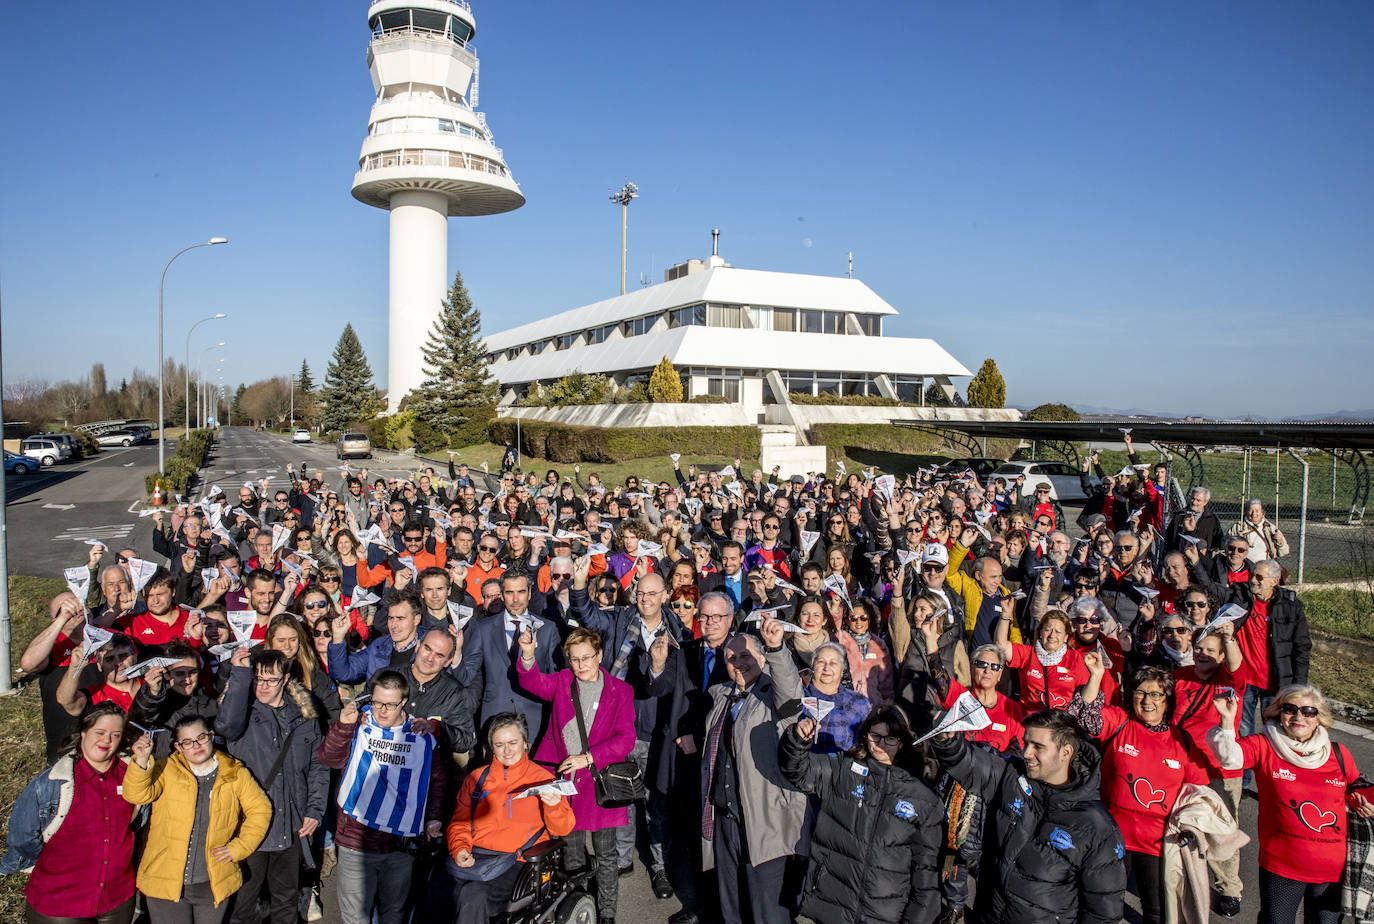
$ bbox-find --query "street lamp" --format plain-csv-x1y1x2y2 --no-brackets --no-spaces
197,342,226,427
185,313,227,435
158,237,227,473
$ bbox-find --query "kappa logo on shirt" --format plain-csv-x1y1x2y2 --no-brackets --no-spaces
141,627,156,636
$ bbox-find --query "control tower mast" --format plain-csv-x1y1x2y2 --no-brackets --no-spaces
352,0,523,411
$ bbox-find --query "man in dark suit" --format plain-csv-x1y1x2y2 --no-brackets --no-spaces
455,572,562,748
698,541,746,608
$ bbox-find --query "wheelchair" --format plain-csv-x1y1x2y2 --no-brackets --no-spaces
496,836,598,924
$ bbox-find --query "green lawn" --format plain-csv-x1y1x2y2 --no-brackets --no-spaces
0,577,66,920
422,442,769,490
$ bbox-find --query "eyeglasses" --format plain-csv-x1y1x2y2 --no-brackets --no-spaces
763,524,780,531
972,660,1004,672
169,668,198,680
1226,546,1247,554
371,700,404,712
1117,544,1136,551
1133,690,1167,701
1071,616,1101,626
1279,703,1320,718
176,732,212,749
866,732,902,747
1181,600,1209,610
848,613,870,623
254,675,285,686
550,572,571,580
390,507,406,513
1163,626,1191,636
921,564,943,572
403,536,424,544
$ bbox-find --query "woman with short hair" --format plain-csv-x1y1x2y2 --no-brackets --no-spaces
515,627,635,923
1,703,139,924
1210,685,1374,924
995,608,1088,711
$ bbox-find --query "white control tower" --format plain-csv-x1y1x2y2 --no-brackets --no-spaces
352,0,524,411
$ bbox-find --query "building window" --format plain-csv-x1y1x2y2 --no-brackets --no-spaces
816,376,841,396
706,304,742,328
774,308,796,332
799,309,823,333
743,306,772,330
785,371,814,396
623,315,656,338
555,333,578,351
892,376,922,402
669,304,706,328
858,314,881,336
585,324,615,345
707,373,741,402
824,311,844,335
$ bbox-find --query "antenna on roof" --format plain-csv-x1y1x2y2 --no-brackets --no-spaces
848,251,853,279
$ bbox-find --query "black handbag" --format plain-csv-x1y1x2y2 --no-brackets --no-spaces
571,679,645,808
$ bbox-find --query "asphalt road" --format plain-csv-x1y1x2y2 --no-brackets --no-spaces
3,442,166,578
13,428,1374,922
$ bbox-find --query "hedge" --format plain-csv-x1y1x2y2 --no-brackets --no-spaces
811,423,946,467
487,419,760,464
146,428,214,494
787,393,903,407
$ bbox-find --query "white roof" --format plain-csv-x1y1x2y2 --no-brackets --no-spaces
488,327,972,384
482,265,897,351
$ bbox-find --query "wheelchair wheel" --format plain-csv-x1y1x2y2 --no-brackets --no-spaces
554,891,597,924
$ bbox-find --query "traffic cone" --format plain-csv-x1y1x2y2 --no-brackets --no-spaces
152,479,163,507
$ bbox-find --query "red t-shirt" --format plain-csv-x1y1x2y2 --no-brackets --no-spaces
1009,644,1088,710
1071,636,1125,706
940,680,1024,752
1236,599,1270,691
86,682,139,712
1238,734,1358,883
1097,706,1210,855
1173,663,1248,779
125,607,192,648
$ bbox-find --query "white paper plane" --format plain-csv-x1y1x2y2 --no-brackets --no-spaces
801,696,836,721
915,691,992,744
120,657,184,680
227,610,258,643
125,557,158,593
64,566,90,602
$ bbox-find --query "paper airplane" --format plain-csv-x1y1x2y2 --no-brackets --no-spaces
348,589,381,611
586,543,609,555
1179,535,1202,547
915,691,992,744
514,779,577,799
1118,428,1133,436
82,624,115,660
835,460,846,475
974,510,994,524
138,509,159,518
227,610,258,643
120,657,184,680
801,696,836,721
518,526,552,538
1116,467,1136,478
126,558,158,593
743,605,790,622
716,465,735,480
63,566,90,601
800,531,820,556
822,574,850,603
874,474,896,500
1136,586,1160,600
670,453,681,463
1199,603,1248,637
772,577,803,593
396,555,416,571
635,540,663,557
281,559,302,577
208,639,261,661
897,549,920,567
271,523,292,553
200,567,219,586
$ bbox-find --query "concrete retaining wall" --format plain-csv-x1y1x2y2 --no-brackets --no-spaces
498,404,757,428
770,404,1022,440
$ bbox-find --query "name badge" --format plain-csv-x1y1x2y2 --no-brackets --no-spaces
991,722,1007,732
850,761,869,777
863,652,877,660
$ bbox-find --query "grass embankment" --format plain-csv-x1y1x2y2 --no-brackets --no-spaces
422,442,766,491
0,576,65,920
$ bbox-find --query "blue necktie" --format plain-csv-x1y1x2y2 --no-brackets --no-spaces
702,648,715,692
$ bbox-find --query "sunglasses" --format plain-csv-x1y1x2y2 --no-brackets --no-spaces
921,564,943,572
1163,626,1191,635
403,536,424,544
1279,703,1320,718
972,660,1004,672
312,629,332,638
320,575,340,584
304,599,330,611
1181,600,1209,610
1071,616,1101,626
1226,546,1248,554
479,545,500,553
670,601,696,610
550,572,571,580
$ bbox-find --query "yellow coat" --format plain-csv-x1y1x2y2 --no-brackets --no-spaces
947,542,1023,646
122,749,272,907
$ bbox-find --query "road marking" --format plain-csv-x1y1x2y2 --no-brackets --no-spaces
1334,719,1374,740
54,524,133,542
42,503,76,511
127,501,143,514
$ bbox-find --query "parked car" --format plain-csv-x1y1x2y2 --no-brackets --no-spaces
934,457,1004,481
4,451,34,475
96,429,143,447
20,438,64,467
337,432,372,460
32,433,77,459
990,460,1097,502
292,428,311,444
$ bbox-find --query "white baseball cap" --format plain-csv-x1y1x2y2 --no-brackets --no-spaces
921,543,949,566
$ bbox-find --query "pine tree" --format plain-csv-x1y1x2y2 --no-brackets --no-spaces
320,323,379,431
647,356,683,402
412,270,499,433
297,359,314,394
966,358,1006,408
923,381,953,407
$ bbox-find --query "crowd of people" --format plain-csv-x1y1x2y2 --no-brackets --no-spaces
3,433,1371,924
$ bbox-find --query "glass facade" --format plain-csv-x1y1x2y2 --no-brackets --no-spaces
371,117,486,139
370,9,473,44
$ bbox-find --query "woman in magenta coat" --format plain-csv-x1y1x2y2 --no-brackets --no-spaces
517,625,636,923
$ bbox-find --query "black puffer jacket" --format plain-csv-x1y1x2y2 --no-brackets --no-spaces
779,725,942,924
1224,584,1310,693
931,732,1125,924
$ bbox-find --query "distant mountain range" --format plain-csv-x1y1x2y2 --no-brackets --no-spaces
1032,404,1374,423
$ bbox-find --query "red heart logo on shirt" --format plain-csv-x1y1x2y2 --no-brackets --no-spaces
1297,801,1338,832
1132,777,1167,809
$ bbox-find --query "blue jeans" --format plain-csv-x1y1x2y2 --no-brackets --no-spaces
1241,686,1271,788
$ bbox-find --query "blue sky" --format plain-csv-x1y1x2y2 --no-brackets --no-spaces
2,1,1371,418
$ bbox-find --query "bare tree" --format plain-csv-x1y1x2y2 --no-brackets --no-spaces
89,363,108,398
53,381,88,424
4,378,50,403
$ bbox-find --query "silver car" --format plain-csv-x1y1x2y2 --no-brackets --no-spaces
337,432,372,460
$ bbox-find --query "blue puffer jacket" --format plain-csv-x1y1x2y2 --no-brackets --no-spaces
0,756,146,875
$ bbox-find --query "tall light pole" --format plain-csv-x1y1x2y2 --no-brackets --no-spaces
609,181,638,295
196,342,226,427
185,313,226,434
158,237,227,473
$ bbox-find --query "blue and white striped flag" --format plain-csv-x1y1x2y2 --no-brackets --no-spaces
337,709,435,837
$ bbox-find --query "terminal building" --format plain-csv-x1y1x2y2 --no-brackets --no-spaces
482,241,972,413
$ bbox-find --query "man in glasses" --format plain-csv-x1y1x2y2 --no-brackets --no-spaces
1186,534,1252,589
218,647,328,924
461,533,506,601
745,515,795,580
128,641,217,753
1225,559,1311,744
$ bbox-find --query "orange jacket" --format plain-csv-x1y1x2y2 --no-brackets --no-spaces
463,558,506,601
446,756,575,859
